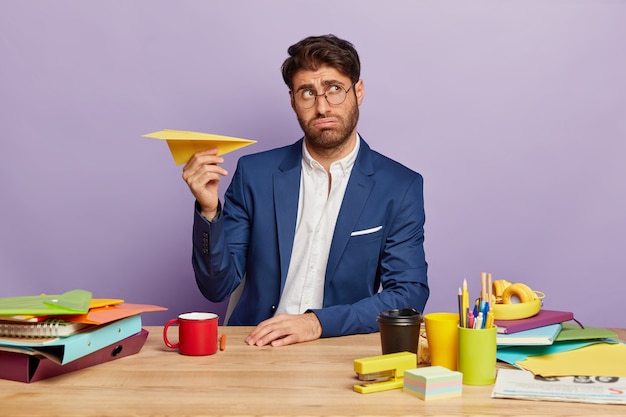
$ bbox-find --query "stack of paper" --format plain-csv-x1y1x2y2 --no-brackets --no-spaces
493,322,626,403
0,290,166,383
497,324,619,366
492,368,626,405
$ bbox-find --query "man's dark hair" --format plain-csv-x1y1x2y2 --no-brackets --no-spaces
281,34,361,91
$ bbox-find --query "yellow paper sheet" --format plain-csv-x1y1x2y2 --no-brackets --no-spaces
516,342,626,377
143,129,257,165
90,298,125,308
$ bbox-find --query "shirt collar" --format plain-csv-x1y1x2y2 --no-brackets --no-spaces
302,133,360,175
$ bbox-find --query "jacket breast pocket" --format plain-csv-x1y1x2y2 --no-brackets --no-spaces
341,226,384,290
350,225,383,239
347,225,384,249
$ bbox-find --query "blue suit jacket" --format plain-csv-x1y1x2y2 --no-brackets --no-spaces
192,136,429,337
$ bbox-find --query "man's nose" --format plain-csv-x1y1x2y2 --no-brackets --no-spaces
314,94,331,113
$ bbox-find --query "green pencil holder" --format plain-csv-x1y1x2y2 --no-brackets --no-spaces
458,325,497,385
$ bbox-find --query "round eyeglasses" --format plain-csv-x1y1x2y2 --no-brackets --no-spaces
292,83,356,109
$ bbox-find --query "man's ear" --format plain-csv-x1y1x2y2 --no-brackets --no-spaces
355,79,364,105
289,90,296,111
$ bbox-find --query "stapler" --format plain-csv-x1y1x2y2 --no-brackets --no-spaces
353,351,417,394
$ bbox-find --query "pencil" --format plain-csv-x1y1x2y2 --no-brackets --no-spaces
462,279,469,328
458,287,463,326
480,272,487,304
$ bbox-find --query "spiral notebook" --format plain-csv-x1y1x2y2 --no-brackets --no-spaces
0,319,90,338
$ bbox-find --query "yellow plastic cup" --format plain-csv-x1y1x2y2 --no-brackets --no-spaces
458,325,497,385
424,312,460,371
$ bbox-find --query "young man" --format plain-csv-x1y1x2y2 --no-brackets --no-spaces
182,34,429,347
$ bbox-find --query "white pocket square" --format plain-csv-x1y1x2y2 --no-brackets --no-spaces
350,225,383,237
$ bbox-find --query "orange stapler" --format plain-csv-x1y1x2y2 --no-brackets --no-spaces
353,352,417,394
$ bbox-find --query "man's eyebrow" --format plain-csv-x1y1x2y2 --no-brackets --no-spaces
294,79,346,92
321,79,345,87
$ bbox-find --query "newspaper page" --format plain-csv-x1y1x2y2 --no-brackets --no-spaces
492,369,626,405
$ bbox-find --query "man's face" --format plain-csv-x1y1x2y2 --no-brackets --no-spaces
290,66,364,152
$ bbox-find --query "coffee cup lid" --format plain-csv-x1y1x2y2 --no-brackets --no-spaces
377,308,422,324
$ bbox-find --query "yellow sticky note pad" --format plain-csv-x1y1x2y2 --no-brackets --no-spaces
143,129,257,165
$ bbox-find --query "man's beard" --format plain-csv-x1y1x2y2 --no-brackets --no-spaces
297,102,359,152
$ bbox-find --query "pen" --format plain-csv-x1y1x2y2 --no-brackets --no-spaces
473,312,483,329
468,310,474,329
482,272,493,328
485,311,495,329
473,298,479,319
482,297,489,328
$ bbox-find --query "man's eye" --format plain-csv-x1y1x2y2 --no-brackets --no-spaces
327,85,341,94
301,90,315,99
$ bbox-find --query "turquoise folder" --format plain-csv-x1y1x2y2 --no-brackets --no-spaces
0,314,142,365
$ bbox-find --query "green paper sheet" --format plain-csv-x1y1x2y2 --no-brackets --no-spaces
0,290,92,316
555,323,617,342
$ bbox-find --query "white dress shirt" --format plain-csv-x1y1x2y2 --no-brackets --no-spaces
275,136,360,314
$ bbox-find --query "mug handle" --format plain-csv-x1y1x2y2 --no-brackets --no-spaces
163,319,179,348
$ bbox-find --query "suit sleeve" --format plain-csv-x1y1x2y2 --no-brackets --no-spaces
191,160,249,303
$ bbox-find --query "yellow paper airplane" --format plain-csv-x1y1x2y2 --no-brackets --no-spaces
143,129,257,165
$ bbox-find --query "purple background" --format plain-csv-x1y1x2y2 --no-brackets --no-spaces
1,1,625,327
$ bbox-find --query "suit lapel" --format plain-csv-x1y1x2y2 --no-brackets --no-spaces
325,139,375,284
274,141,303,289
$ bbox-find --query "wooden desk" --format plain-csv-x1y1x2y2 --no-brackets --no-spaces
1,326,624,416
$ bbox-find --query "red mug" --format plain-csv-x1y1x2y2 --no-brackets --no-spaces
163,312,219,356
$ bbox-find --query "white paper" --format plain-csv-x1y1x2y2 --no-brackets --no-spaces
492,368,626,405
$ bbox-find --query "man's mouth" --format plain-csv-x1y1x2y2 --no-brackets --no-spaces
312,117,338,129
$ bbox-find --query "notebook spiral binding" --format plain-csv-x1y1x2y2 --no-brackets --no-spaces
0,319,86,338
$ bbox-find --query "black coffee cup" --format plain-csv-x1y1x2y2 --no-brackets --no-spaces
377,308,422,354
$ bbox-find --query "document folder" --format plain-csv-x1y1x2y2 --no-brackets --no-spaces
0,329,148,383
0,314,142,364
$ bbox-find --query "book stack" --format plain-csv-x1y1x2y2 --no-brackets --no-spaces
493,307,624,405
492,320,623,405
495,309,577,346
0,289,166,383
